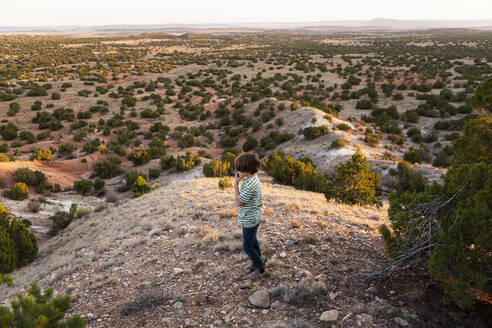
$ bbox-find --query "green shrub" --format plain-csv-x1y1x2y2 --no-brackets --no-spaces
0,206,37,273
124,170,145,189
176,152,201,171
403,146,430,164
129,150,151,166
336,123,352,131
9,219,38,267
330,138,347,149
58,142,75,156
160,154,176,170
9,183,28,201
0,227,16,274
203,160,231,177
73,179,94,195
0,283,86,327
324,151,382,206
0,123,18,141
148,168,161,180
303,125,329,140
94,155,122,179
242,136,258,152
12,168,47,189
262,152,329,193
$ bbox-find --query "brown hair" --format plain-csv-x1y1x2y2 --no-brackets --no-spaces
234,151,261,174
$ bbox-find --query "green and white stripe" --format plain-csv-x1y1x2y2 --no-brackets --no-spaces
238,175,263,227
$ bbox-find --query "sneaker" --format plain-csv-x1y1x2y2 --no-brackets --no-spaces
245,269,261,281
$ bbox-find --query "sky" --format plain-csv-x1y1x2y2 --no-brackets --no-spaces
2,0,492,26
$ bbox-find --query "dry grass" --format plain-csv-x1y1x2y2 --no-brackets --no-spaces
2,175,388,301
216,209,237,218
197,226,224,245
289,219,303,229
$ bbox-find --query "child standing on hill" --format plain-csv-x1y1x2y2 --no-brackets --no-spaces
234,151,267,280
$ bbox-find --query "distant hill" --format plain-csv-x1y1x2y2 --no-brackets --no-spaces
1,18,492,33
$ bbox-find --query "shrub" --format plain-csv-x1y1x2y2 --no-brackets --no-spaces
12,168,47,189
160,154,176,170
303,125,329,140
242,136,258,152
403,146,430,164
125,170,145,189
94,178,105,190
203,160,231,177
324,151,382,206
178,134,195,148
0,153,10,162
0,227,17,274
73,179,94,195
262,152,329,193
129,150,151,166
9,219,38,267
9,183,28,201
35,148,52,161
0,206,37,273
58,142,75,156
148,168,161,180
336,123,351,131
94,155,122,179
51,92,61,100
131,176,151,196
0,283,86,327
218,177,233,189
0,123,18,141
176,152,201,171
364,133,381,146
221,136,238,148
330,138,347,149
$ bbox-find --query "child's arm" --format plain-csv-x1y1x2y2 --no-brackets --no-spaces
234,173,245,206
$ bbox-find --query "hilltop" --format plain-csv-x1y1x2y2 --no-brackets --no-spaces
2,172,485,328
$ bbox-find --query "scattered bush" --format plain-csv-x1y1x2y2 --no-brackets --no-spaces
73,179,94,195
9,183,29,201
176,152,201,171
160,154,177,170
303,125,329,140
131,176,151,196
34,148,52,161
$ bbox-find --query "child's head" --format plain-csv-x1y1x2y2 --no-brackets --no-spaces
234,151,261,175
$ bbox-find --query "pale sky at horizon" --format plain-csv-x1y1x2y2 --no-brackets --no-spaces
1,0,491,27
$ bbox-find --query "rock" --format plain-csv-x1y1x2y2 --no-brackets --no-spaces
365,286,378,294
395,317,409,327
279,251,287,258
173,267,183,274
30,225,50,234
320,309,339,321
315,273,327,282
202,310,212,318
174,301,183,309
212,319,223,326
249,290,270,309
356,313,373,326
329,291,341,301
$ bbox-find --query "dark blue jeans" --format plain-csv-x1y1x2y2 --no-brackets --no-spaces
242,223,264,271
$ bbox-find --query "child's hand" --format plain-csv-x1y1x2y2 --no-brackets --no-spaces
234,171,242,185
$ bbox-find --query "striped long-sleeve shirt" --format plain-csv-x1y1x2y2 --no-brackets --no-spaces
238,175,263,227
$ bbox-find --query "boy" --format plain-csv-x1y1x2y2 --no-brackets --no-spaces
234,151,267,280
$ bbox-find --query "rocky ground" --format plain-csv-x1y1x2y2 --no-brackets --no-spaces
1,173,489,328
